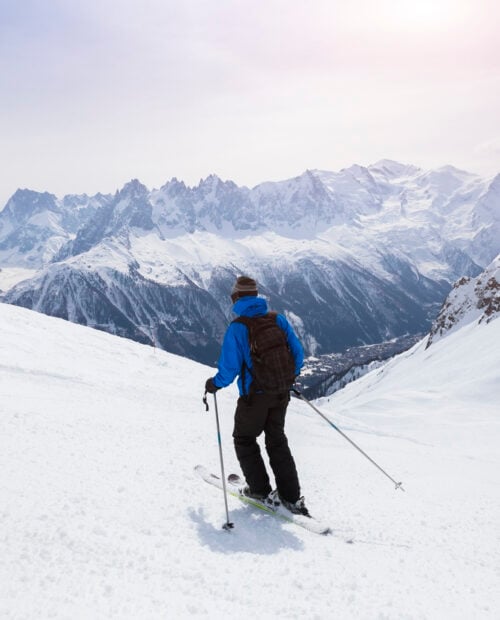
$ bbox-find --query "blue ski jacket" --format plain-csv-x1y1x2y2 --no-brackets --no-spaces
212,296,304,396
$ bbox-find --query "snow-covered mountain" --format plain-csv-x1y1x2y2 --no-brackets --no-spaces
1,283,499,617
300,255,500,398
427,253,500,346
0,189,111,267
1,161,499,364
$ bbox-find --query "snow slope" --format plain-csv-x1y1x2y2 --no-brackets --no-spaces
1,302,499,619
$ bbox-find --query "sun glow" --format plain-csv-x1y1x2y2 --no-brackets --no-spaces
381,0,463,31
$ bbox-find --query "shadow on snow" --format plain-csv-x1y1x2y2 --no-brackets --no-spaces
188,506,304,554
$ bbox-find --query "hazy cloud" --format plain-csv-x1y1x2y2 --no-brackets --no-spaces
0,0,499,205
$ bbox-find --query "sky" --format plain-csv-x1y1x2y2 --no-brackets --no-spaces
0,0,499,207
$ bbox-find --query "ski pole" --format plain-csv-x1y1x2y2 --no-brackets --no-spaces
292,388,405,492
203,391,234,530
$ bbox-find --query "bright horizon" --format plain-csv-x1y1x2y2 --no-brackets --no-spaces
1,0,499,208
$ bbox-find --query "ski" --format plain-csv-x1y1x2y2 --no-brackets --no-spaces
226,472,334,536
195,464,334,536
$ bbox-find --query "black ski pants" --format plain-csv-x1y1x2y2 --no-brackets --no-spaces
233,392,300,503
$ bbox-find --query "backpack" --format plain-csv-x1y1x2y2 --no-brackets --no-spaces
233,312,296,395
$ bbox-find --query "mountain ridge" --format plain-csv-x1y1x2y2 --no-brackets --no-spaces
1,160,499,364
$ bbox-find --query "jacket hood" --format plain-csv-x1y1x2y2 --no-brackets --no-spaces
233,295,268,317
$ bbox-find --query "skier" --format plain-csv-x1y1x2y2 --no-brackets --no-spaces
205,276,309,515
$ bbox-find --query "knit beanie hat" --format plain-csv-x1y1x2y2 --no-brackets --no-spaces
231,276,258,303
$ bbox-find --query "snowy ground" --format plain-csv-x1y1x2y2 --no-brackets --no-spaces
0,267,36,292
1,302,499,619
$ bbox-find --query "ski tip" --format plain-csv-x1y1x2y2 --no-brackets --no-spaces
194,464,220,482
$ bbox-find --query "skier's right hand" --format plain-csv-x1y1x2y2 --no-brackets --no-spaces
205,377,219,394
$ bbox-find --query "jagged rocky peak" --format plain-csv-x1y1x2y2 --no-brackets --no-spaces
479,173,500,209
416,166,477,196
298,170,334,198
336,164,383,193
339,163,371,178
60,194,91,210
117,179,149,199
196,174,221,195
110,180,154,232
427,254,500,347
489,172,500,190
198,173,221,186
249,170,336,230
369,159,421,178
434,164,473,175
303,169,322,183
4,189,59,221
159,177,187,195
195,174,239,197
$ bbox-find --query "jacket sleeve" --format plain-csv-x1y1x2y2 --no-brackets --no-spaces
212,323,245,389
277,314,304,376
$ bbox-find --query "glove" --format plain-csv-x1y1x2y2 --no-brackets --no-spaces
205,377,219,394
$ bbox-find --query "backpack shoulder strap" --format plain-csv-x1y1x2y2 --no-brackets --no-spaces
232,315,252,327
230,316,256,398
232,312,276,326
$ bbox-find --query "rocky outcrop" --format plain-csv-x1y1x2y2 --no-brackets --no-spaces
427,255,500,347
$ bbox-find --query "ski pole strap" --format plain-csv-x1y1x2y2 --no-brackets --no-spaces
203,391,209,412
